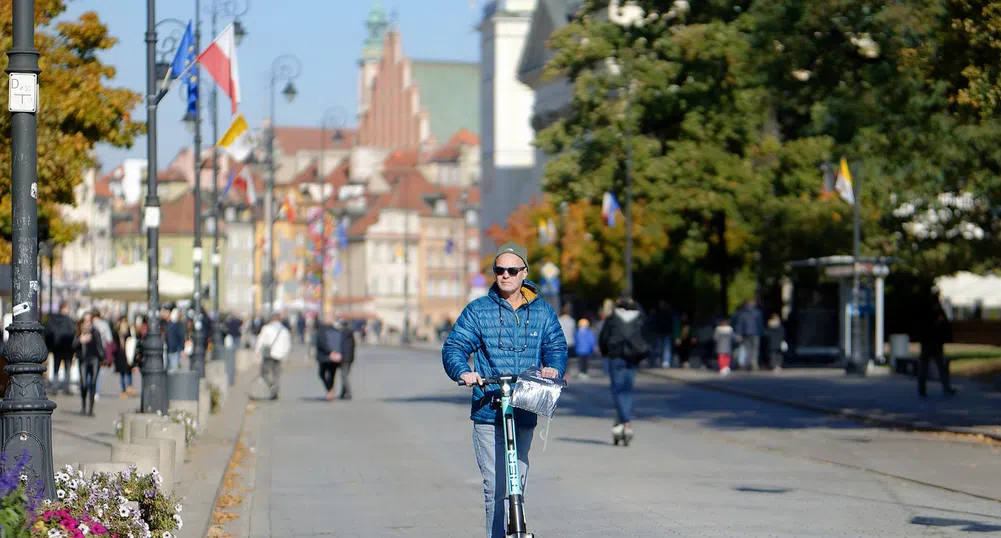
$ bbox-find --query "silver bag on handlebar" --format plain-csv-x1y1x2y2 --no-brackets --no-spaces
510,367,565,418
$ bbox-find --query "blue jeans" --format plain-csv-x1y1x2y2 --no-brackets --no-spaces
660,336,674,367
608,358,638,424
473,421,534,538
167,351,181,372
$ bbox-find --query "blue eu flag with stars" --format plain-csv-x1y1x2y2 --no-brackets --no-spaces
169,21,198,118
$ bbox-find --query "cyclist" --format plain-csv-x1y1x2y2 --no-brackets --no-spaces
442,241,568,538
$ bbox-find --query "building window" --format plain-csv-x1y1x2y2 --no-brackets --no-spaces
434,199,448,216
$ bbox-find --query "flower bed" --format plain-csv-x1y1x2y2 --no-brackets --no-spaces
0,453,184,538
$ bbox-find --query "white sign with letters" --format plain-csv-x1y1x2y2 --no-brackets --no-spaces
8,73,38,113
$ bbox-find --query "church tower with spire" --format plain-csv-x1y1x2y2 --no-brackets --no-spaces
358,3,390,120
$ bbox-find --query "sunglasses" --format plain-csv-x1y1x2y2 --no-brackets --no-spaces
493,265,526,277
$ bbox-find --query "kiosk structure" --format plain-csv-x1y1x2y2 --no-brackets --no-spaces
785,256,895,373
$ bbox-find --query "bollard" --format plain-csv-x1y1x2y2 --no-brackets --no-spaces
129,437,175,489
77,462,134,479
128,414,168,442
111,442,159,477
198,378,210,431
147,421,186,473
226,346,236,386
206,360,229,412
121,412,149,443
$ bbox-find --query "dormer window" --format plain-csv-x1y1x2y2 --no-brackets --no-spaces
434,199,448,216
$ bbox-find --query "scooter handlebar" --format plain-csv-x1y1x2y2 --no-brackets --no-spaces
457,374,567,387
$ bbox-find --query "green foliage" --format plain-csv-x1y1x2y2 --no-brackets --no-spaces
514,0,1001,314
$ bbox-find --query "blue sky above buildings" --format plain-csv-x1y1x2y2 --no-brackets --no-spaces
60,0,485,172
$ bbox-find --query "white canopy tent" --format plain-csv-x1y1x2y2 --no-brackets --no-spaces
935,271,1001,309
81,262,195,302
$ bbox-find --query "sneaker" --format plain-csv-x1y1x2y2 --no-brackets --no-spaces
720,367,731,376
612,423,624,437
575,372,590,380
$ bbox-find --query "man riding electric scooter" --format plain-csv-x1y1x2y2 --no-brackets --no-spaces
443,242,568,538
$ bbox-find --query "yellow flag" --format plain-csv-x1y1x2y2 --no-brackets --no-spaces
834,157,855,205
217,113,253,162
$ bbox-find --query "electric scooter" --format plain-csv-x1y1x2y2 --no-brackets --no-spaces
459,374,566,538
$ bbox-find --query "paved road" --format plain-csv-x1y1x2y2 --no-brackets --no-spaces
241,347,1001,537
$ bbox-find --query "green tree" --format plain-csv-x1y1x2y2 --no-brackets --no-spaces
0,2,144,262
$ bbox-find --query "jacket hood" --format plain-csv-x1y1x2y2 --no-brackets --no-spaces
488,280,541,306
614,307,641,324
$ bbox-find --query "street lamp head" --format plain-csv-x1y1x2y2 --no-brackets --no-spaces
182,110,198,133
282,81,297,103
233,20,247,46
155,61,172,82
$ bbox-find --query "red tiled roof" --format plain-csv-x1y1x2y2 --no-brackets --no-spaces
384,148,419,168
430,128,480,161
94,176,112,199
448,128,479,146
347,170,478,235
273,126,357,154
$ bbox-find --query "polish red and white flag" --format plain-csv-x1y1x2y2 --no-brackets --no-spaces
197,23,241,114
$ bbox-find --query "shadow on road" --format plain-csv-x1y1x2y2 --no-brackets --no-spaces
380,376,870,434
911,516,1001,532
734,486,794,494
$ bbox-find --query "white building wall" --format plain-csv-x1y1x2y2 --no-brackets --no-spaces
479,1,537,252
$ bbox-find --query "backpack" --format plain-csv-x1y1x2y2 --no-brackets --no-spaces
619,318,650,363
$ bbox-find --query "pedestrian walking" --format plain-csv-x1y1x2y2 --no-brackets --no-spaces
918,295,956,397
713,317,734,376
315,316,356,401
115,316,137,398
254,312,292,401
574,317,597,379
44,302,76,395
165,308,186,372
441,241,567,538
73,312,104,416
733,299,764,370
764,313,787,372
598,296,649,446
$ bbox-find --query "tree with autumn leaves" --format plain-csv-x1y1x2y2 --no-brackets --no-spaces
0,2,143,262
488,0,1001,315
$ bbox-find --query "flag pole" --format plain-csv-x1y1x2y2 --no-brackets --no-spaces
850,158,863,376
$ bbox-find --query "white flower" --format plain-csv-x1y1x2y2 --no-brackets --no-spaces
56,489,66,499
175,504,182,512
163,532,173,538
97,506,104,517
55,472,68,483
792,69,812,82
67,491,77,501
79,523,90,535
42,499,52,506
19,474,27,482
120,505,131,517
48,529,66,538
64,464,74,474
68,479,78,489
173,514,183,528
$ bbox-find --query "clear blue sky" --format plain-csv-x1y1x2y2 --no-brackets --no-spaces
61,0,485,172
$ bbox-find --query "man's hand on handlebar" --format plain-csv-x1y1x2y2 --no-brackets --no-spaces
539,367,558,379
459,371,483,387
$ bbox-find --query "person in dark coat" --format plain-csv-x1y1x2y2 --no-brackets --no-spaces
73,312,104,416
918,296,956,397
44,302,76,395
113,316,135,398
315,316,357,401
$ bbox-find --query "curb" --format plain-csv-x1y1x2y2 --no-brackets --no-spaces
187,367,256,538
640,369,1001,443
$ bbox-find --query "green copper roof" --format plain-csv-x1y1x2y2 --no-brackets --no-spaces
410,61,481,142
361,2,390,61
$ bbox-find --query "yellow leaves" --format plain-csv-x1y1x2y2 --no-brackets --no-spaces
0,4,143,256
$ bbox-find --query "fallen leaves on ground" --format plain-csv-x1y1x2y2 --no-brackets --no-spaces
212,510,239,524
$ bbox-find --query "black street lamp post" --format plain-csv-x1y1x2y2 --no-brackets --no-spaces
3,0,58,500
207,0,249,362
263,55,301,318
140,0,175,416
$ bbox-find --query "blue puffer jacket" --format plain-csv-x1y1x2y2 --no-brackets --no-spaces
442,281,568,426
